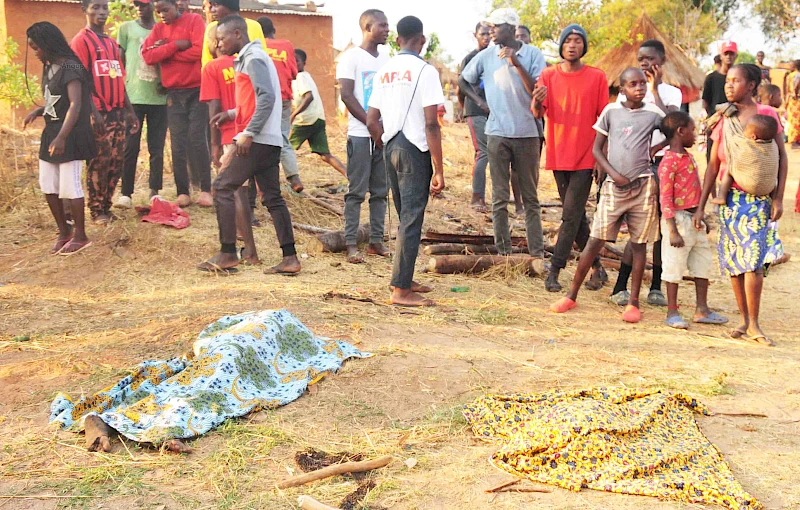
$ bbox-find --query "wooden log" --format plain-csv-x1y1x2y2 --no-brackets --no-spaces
307,224,370,253
539,202,563,208
303,195,344,216
428,255,542,275
422,231,528,247
276,455,392,489
293,223,332,235
297,496,338,510
309,189,343,201
423,243,529,256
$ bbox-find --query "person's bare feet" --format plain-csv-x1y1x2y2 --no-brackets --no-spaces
470,194,488,213
163,439,193,454
176,194,192,207
366,243,391,258
85,415,113,452
197,191,213,207
197,252,239,272
287,175,304,193
391,288,435,307
263,255,301,275
745,324,775,346
390,281,433,293
710,196,727,206
240,247,261,266
346,245,364,264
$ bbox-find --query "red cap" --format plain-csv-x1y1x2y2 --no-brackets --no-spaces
720,41,738,54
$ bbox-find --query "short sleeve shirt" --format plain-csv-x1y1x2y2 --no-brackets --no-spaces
336,47,390,137
292,71,325,126
200,55,237,145
264,38,297,100
710,104,783,184
117,21,166,105
39,58,97,163
593,102,665,181
368,53,445,152
618,82,682,154
703,71,727,114
459,49,487,118
460,43,546,138
71,28,126,112
539,64,608,170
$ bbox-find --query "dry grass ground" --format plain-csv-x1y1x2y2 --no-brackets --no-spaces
1,121,799,510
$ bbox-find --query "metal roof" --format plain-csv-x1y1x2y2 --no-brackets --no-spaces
17,0,331,17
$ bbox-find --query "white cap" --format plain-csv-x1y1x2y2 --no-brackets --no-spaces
484,8,520,27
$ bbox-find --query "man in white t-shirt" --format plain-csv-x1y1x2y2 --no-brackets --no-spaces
336,9,391,264
610,39,681,308
367,16,445,307
290,48,346,176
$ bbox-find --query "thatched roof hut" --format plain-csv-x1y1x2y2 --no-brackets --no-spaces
594,13,706,103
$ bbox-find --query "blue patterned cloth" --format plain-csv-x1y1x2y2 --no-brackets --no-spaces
718,189,779,276
49,310,370,445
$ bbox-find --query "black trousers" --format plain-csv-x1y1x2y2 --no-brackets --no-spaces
167,88,211,195
212,142,295,254
121,103,168,197
550,169,594,270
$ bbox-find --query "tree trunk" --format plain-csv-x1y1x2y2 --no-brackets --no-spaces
428,255,543,276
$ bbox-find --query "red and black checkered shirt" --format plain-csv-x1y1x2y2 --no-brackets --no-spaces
71,28,126,112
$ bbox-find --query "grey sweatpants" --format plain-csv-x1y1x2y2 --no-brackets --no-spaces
487,135,545,258
344,136,388,245
280,100,299,179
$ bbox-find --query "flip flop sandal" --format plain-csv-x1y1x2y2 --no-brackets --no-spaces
729,328,747,339
664,315,689,329
59,240,92,256
197,261,238,274
743,334,775,346
263,267,299,276
51,235,73,255
391,298,436,308
694,312,729,325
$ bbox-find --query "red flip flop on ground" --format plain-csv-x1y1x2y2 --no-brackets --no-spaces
550,297,577,313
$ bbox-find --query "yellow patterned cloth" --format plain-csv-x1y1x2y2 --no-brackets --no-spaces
463,388,762,510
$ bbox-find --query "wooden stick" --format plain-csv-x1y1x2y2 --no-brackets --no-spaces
276,455,392,489
539,202,563,208
485,478,522,493
303,195,344,216
712,412,769,418
297,495,339,510
423,243,529,256
293,223,332,235
496,487,552,494
422,231,528,247
0,495,97,499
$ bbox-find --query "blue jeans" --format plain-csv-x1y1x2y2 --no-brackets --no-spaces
385,132,432,289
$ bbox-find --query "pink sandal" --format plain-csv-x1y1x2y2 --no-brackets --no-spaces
50,235,74,255
59,240,92,256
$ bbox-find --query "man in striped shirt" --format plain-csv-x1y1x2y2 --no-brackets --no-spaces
71,0,139,224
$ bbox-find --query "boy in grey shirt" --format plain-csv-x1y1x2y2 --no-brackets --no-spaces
551,67,663,324
459,8,547,261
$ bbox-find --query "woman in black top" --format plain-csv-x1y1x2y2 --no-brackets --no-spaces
24,22,97,255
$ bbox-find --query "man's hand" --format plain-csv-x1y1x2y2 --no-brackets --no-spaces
669,229,685,248
147,39,167,50
532,85,547,106
593,163,606,184
478,100,490,115
692,209,705,230
771,200,783,221
610,174,630,187
211,144,223,169
210,111,232,127
174,40,191,51
499,46,521,68
92,110,106,136
49,135,66,157
236,135,253,157
646,64,663,89
430,170,445,195
23,108,43,128
126,109,140,135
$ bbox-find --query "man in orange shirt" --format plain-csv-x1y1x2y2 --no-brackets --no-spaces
532,24,608,293
258,16,303,193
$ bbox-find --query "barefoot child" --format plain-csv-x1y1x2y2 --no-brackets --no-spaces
658,111,728,329
711,114,779,204
551,68,663,323
198,15,300,275
289,48,347,177
24,22,97,255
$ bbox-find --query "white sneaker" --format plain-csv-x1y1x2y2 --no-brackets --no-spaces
114,195,133,209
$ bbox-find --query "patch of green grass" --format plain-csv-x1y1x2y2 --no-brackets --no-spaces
336,399,387,421
471,307,512,325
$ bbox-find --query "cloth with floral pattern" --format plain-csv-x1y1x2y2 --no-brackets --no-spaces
463,388,762,510
49,310,369,445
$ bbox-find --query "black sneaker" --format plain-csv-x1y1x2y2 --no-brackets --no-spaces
545,269,562,292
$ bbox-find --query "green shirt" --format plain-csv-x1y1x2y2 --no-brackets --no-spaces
117,20,167,105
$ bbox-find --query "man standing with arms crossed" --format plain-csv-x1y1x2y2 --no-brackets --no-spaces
336,9,392,264
367,15,445,307
460,8,547,265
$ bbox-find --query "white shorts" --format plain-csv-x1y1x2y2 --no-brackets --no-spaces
660,210,713,284
39,159,84,199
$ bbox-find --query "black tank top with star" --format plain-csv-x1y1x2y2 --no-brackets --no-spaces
39,57,97,164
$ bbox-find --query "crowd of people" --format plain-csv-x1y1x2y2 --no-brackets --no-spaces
21,4,798,340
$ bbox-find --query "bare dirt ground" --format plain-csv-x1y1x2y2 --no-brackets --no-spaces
1,122,799,510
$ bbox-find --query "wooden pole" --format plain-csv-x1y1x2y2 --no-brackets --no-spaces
276,455,392,489
428,255,543,275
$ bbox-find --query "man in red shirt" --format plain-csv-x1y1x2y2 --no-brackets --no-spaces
258,16,303,192
143,0,212,208
532,24,608,293
71,0,139,224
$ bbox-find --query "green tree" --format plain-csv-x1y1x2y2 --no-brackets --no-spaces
1,38,38,107
108,0,137,38
748,0,800,41
736,49,757,63
387,32,449,62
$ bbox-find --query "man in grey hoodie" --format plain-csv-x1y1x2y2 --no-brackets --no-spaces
198,15,300,275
